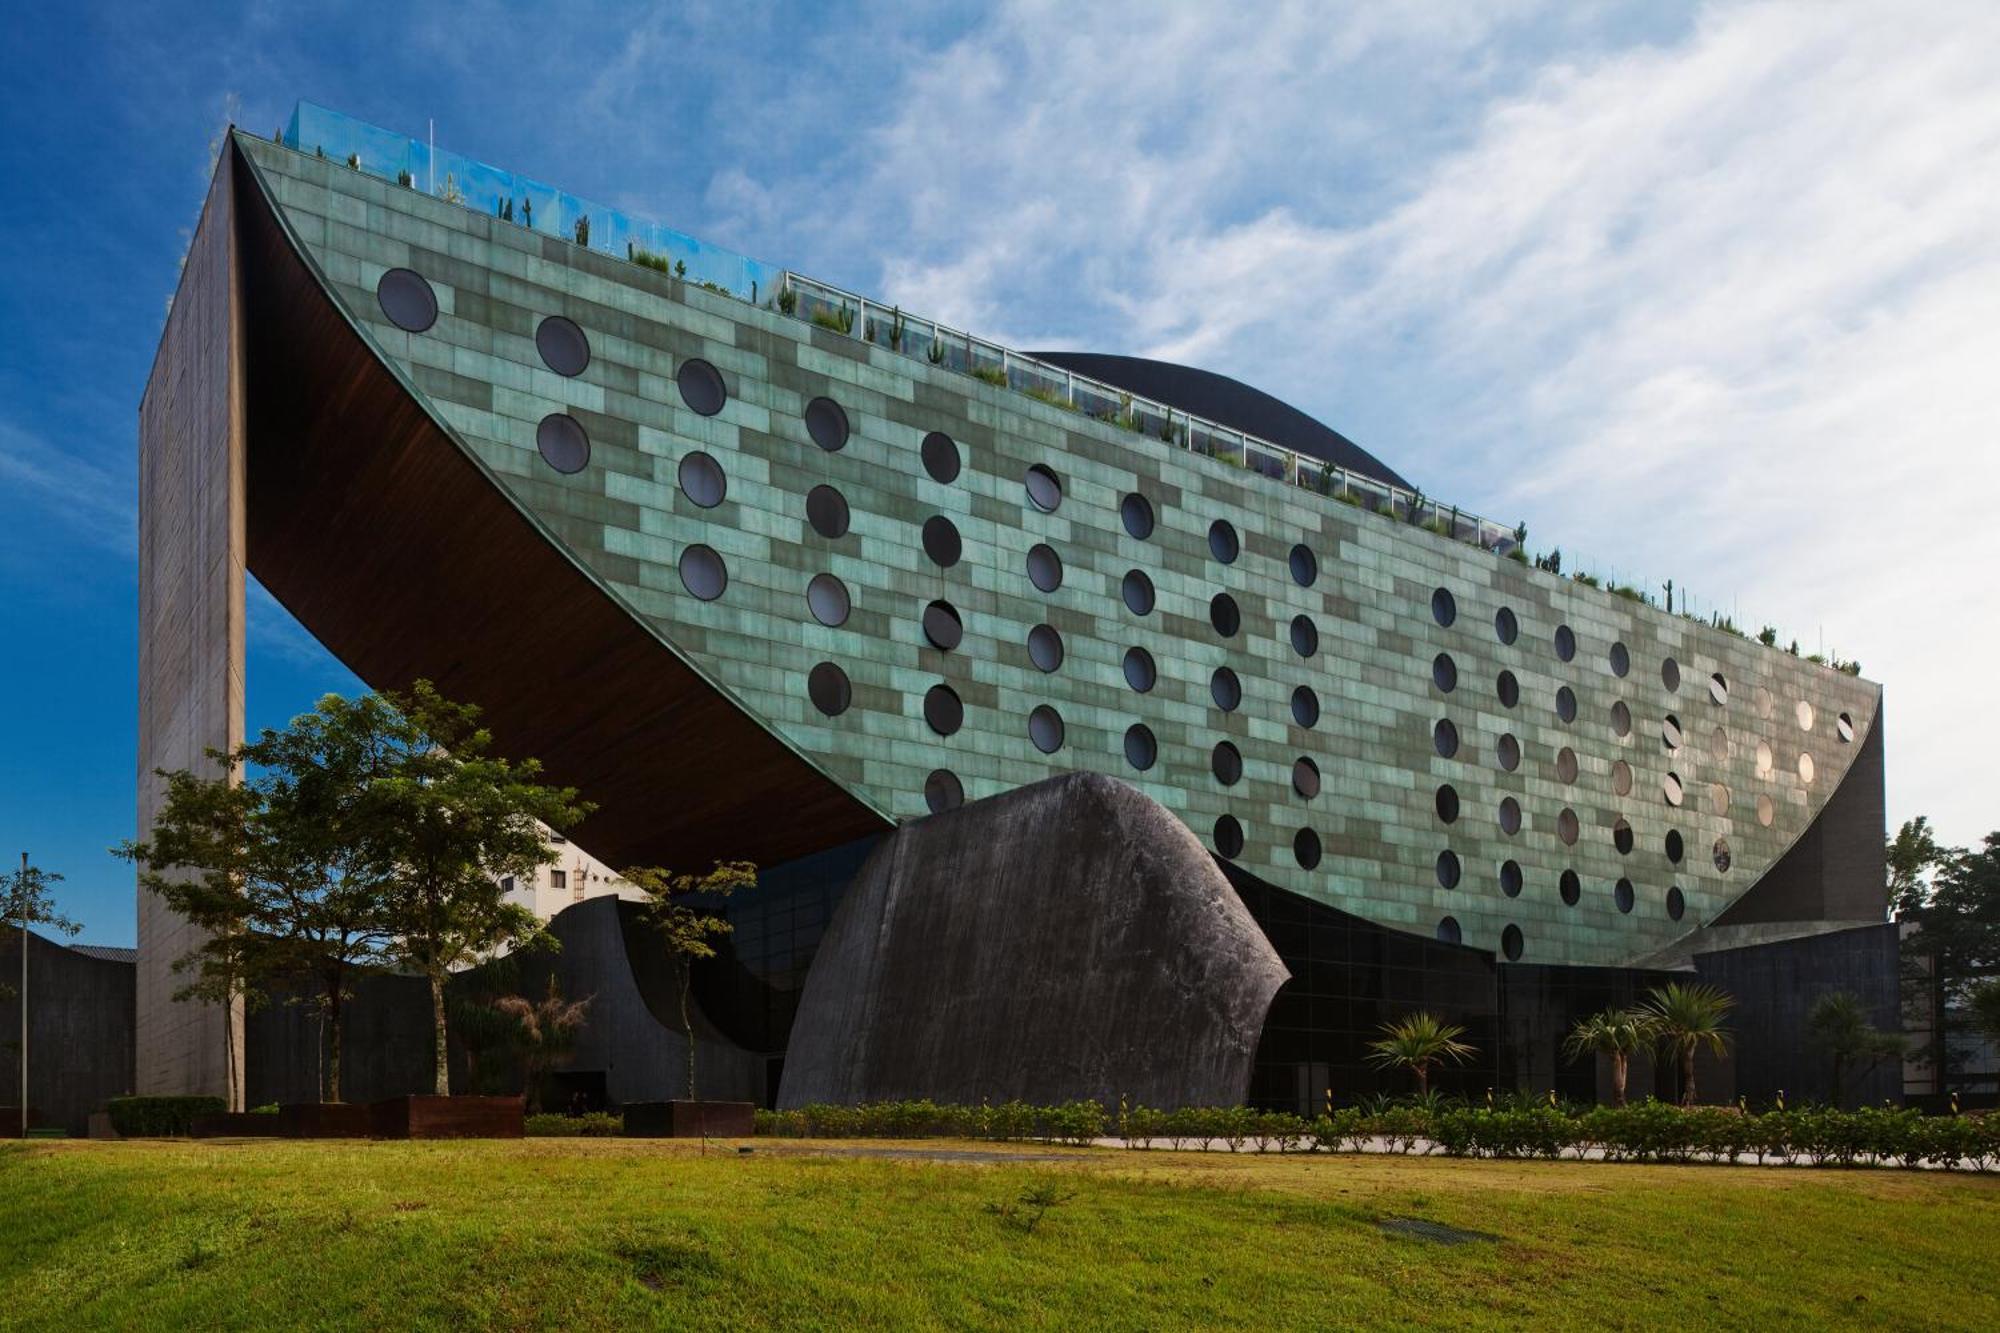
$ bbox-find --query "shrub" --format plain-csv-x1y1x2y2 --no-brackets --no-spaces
525,1112,623,1137
107,1096,226,1137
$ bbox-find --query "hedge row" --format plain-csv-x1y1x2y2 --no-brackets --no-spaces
106,1095,226,1137
524,1112,623,1137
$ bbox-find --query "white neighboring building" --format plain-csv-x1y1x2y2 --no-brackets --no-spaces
501,832,645,922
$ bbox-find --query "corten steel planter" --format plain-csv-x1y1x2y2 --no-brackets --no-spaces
191,1112,286,1138
622,1100,755,1139
371,1095,525,1140
279,1102,377,1139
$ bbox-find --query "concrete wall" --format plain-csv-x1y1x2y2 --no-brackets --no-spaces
0,932,135,1136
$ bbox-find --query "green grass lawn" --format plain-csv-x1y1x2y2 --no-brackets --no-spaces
2,1138,1996,1330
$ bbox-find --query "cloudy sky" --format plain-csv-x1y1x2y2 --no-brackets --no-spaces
2,0,1994,942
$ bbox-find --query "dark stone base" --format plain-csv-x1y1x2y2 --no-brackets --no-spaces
192,1112,286,1138
0,1108,26,1138
622,1100,755,1138
372,1095,524,1140
279,1102,378,1138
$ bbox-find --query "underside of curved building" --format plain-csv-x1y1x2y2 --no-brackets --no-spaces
136,106,1896,1111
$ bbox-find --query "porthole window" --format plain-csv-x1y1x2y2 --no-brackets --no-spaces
1615,879,1635,914
1123,646,1156,693
1557,807,1580,845
1663,772,1684,807
1556,746,1578,784
1496,670,1519,709
1710,782,1729,816
924,769,964,814
1122,569,1155,616
805,485,850,538
921,515,961,568
1495,606,1518,645
1798,752,1815,784
1121,493,1155,540
1211,667,1242,712
1290,544,1318,587
923,684,963,736
1212,741,1243,786
1124,723,1157,772
1431,587,1457,627
678,451,726,508
1837,712,1854,743
1214,815,1245,859
1435,784,1460,824
1498,796,1522,836
1611,701,1632,737
1612,760,1633,796
1554,624,1576,662
1027,624,1064,673
677,358,727,416
1713,837,1732,873
536,413,591,474
679,544,727,601
1024,464,1063,513
1028,706,1065,754
1293,686,1321,729
1433,653,1458,693
1026,543,1063,593
1665,829,1684,864
1756,794,1775,826
1662,657,1681,692
1613,818,1634,856
1756,740,1774,776
1433,718,1458,758
921,431,960,484
805,396,849,452
1436,916,1463,945
376,267,438,332
1496,733,1521,772
1662,714,1683,752
1558,870,1581,906
922,600,963,651
1208,519,1240,564
1293,757,1320,799
1436,850,1462,890
1290,615,1318,658
807,661,851,717
1609,642,1630,678
1709,672,1729,706
1666,885,1686,922
1500,860,1523,898
1712,727,1730,762
806,573,850,627
1210,593,1241,638
1501,925,1524,962
1294,827,1322,869
1555,685,1577,723
1796,700,1815,732
534,315,590,376
1756,686,1775,720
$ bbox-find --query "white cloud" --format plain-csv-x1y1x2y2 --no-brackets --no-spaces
0,418,134,557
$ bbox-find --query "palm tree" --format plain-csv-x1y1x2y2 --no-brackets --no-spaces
1642,983,1735,1106
1365,1012,1476,1098
1805,991,1905,1107
1561,1008,1657,1107
493,976,593,1113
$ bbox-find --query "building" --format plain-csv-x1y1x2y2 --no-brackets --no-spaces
135,104,1896,1111
500,831,640,923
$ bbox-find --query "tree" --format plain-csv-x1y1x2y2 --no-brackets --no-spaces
494,975,592,1112
1888,816,1947,920
1970,979,2000,1044
626,861,757,1100
1805,991,1906,1107
1894,824,2000,1089
1364,1012,1475,1098
5,857,79,1133
1561,1007,1657,1107
1642,982,1735,1105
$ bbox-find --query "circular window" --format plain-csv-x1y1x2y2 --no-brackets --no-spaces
1556,746,1578,783
1709,672,1729,706
534,315,590,376
1756,686,1775,719
1612,760,1633,796
1498,796,1522,836
1665,829,1685,864
677,358,727,416
921,431,960,484
1666,885,1686,922
1756,740,1774,776
1124,723,1158,772
1609,642,1630,678
1613,818,1634,855
1294,827,1322,870
1435,784,1460,824
1837,712,1854,743
1495,606,1519,645
1431,587,1457,627
1554,624,1577,662
1433,718,1459,758
1712,727,1730,762
1026,543,1063,593
1024,464,1063,513
1663,771,1684,807
1433,653,1458,693
1121,493,1155,540
1496,670,1520,709
807,661,851,717
679,544,727,601
1713,837,1732,873
923,769,964,814
1436,916,1463,946
1611,701,1632,737
1293,757,1321,799
1796,700,1815,732
922,600,963,651
1662,715,1683,752
1210,593,1241,638
1437,850,1462,890
1557,808,1580,845
806,573,850,627
1500,860,1523,898
921,515,961,568
1121,569,1155,616
1290,615,1318,658
1496,733,1521,773
536,413,591,474
805,396,850,452
1501,925,1524,962
1208,520,1240,564
1211,667,1242,712
1560,869,1582,906
1290,544,1318,588
923,684,963,736
376,267,438,332
1662,657,1681,692
1555,685,1577,723
804,485,850,539
678,451,726,508
1028,706,1065,754
1213,741,1243,786
1123,646,1156,693
1710,782,1729,816
1756,793,1775,826
1214,815,1245,858
1798,752,1815,784
1293,686,1321,729
1615,879,1635,914
1027,624,1064,673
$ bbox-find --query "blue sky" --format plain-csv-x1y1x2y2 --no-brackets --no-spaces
3,1,1996,944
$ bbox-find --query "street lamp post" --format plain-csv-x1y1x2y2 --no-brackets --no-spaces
17,852,26,1139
